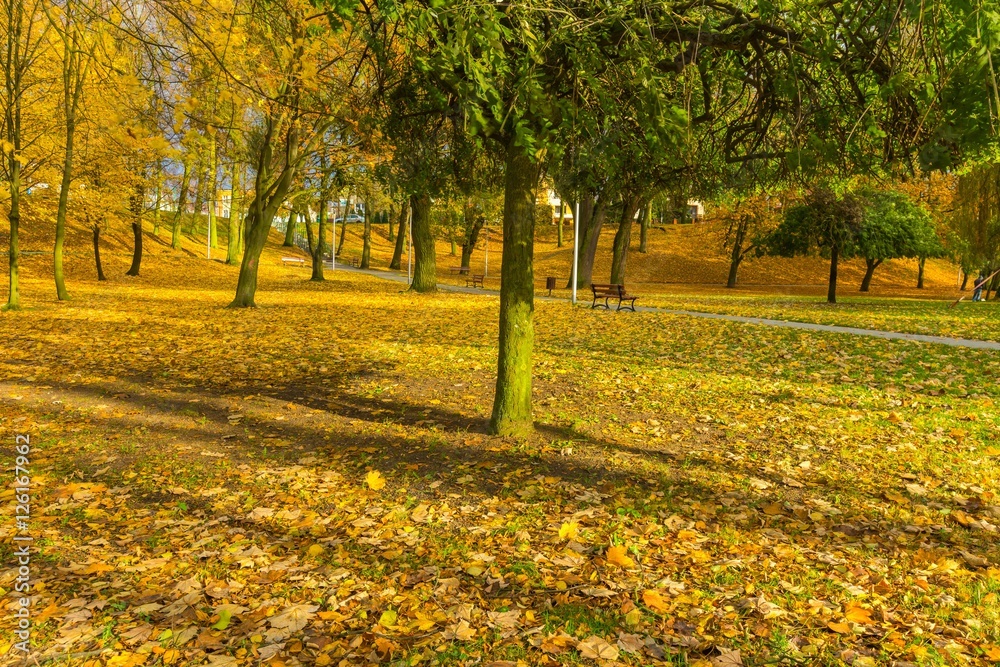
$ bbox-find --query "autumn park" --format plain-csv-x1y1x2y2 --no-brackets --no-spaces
3,0,1000,666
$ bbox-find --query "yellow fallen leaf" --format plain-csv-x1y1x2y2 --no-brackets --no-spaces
844,602,873,624
306,544,324,558
827,621,852,634
378,609,397,627
677,529,699,540
366,470,386,491
606,545,636,568
558,521,579,540
762,503,784,516
982,645,1000,662
642,589,670,613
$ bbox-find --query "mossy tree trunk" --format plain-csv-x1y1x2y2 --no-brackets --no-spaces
283,207,297,246
389,201,408,270
610,196,641,284
5,156,21,310
409,193,436,292
489,139,539,437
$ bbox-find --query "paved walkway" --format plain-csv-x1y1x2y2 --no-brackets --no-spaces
334,266,1000,351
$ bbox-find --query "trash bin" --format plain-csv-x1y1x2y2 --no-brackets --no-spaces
545,276,557,296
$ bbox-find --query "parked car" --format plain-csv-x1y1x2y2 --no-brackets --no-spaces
334,213,365,224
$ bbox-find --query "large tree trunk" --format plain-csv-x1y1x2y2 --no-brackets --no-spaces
92,224,106,281
860,257,881,292
917,256,926,289
827,245,839,304
229,122,298,308
171,162,191,250
389,201,408,270
638,205,650,253
610,197,641,284
460,203,485,270
566,195,606,289
126,221,142,276
490,138,539,437
409,193,436,292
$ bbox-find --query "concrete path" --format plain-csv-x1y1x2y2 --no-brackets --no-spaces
334,266,1000,351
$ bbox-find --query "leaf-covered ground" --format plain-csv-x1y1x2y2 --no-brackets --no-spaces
1,246,999,667
639,294,1000,343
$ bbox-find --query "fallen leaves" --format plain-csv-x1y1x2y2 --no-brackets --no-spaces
365,470,386,490
576,635,619,661
605,545,636,568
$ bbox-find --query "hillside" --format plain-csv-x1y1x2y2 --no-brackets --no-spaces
0,203,963,304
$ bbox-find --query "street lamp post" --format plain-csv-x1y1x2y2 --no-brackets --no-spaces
571,202,579,304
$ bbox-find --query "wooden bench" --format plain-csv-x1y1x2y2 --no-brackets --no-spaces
281,257,308,267
590,283,638,311
449,266,470,275
467,274,485,288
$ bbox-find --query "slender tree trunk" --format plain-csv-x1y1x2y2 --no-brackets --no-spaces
226,165,241,265
461,204,485,270
409,193,436,292
53,114,75,300
610,197,640,284
190,165,205,236
827,245,839,304
960,271,969,291
336,214,347,255
310,201,327,281
172,162,191,250
152,172,162,235
207,137,219,248
389,202,408,270
860,257,881,292
917,256,926,289
388,206,395,241
92,224,106,281
126,221,142,276
450,237,457,256
283,209,297,246
638,205,650,253
361,210,372,269
5,159,21,310
557,201,564,248
490,138,539,437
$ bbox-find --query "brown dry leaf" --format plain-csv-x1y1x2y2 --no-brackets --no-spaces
577,635,619,661
712,649,743,667
617,632,644,654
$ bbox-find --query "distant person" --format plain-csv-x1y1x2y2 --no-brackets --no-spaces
972,270,987,302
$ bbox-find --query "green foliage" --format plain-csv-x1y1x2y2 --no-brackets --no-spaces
857,190,940,262
765,189,864,260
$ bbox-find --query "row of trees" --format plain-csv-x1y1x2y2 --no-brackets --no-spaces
3,0,1000,435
